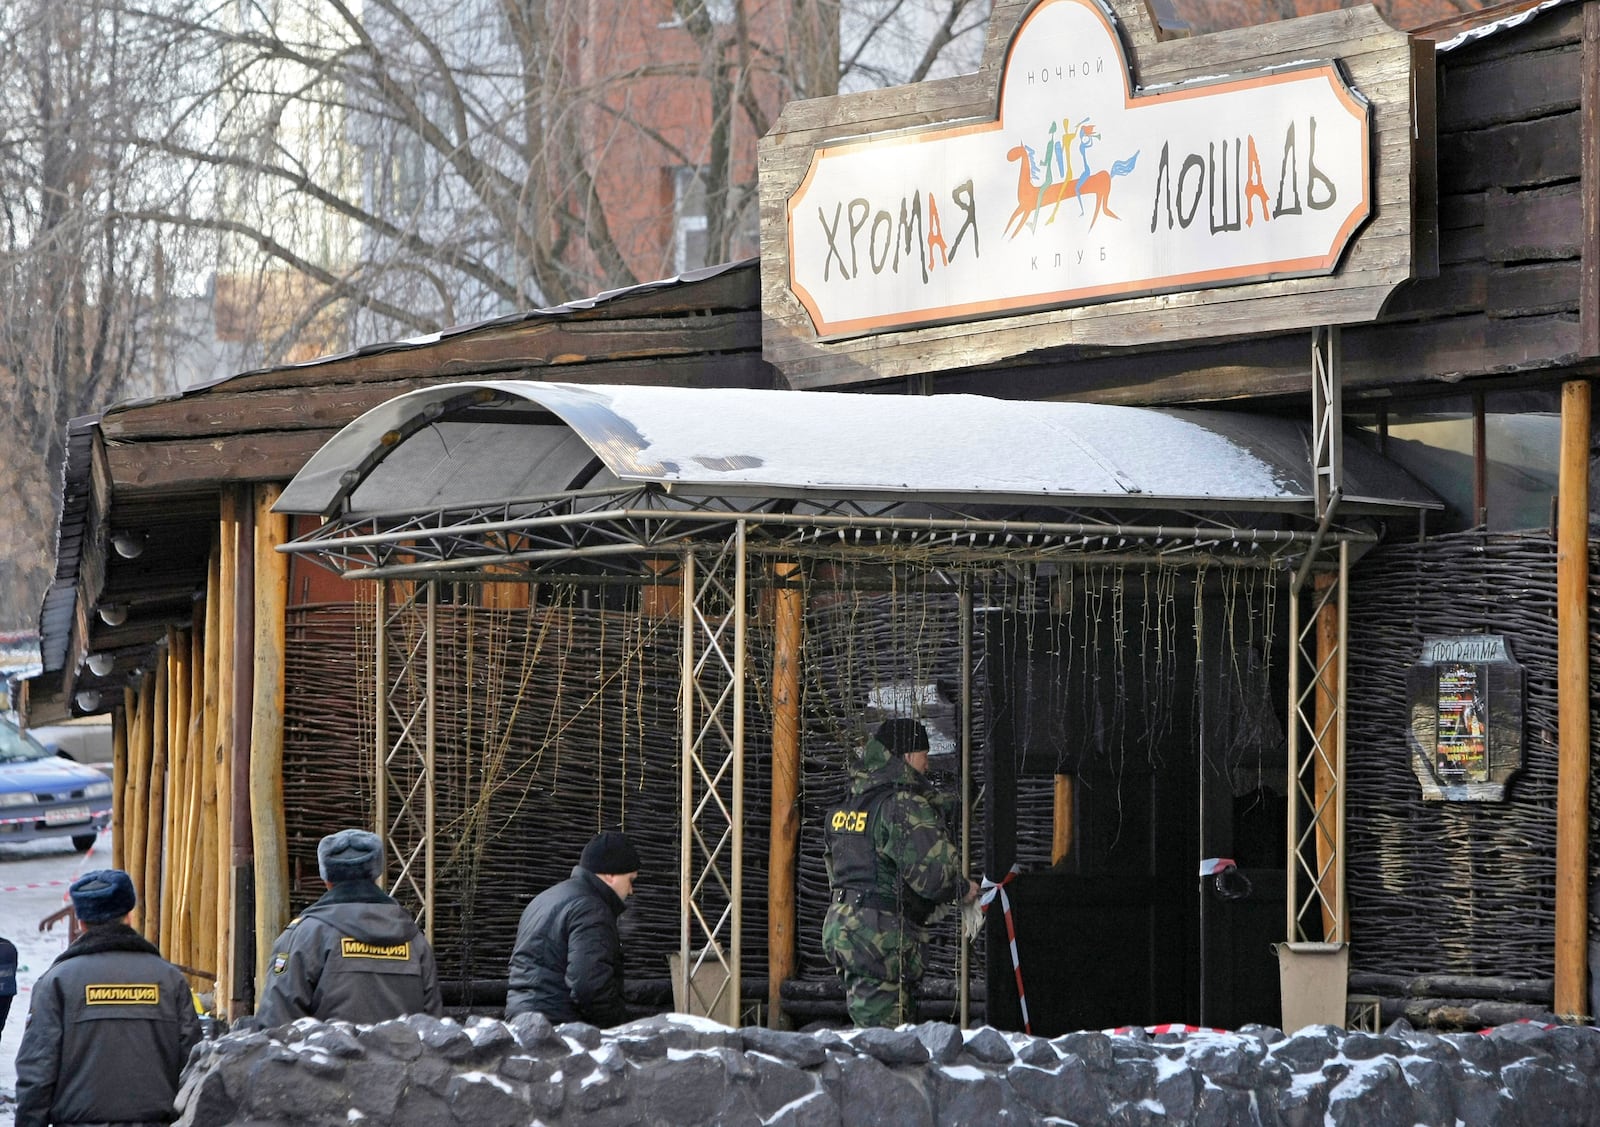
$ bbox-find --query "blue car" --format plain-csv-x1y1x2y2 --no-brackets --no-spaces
0,716,112,852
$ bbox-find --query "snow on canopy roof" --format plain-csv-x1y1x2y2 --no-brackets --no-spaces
274,381,1439,519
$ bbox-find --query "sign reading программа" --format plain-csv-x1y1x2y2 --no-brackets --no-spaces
785,0,1371,338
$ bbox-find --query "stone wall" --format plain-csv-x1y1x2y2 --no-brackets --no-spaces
175,1012,1600,1126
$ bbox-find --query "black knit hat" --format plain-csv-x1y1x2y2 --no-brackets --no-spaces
580,831,641,875
873,718,931,757
318,829,385,883
70,869,137,923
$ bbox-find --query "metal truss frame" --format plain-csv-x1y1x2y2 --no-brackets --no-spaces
1286,540,1349,943
316,447,1379,1000
280,485,1371,583
679,524,747,1024
1286,326,1348,944
373,578,437,939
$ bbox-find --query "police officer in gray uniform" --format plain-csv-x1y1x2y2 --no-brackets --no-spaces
254,828,442,1027
14,869,201,1127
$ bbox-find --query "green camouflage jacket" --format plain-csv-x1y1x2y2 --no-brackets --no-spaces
844,737,967,918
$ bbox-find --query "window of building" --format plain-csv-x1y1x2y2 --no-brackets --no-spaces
1350,388,1560,533
674,167,709,274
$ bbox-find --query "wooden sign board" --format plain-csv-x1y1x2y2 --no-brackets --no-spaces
759,0,1435,389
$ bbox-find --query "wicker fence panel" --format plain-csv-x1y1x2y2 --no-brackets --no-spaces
1345,531,1561,979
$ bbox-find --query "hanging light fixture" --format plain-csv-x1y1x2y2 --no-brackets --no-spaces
75,689,102,712
87,653,115,676
112,531,146,559
98,604,128,626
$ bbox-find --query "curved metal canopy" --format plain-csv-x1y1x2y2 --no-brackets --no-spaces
275,380,1438,520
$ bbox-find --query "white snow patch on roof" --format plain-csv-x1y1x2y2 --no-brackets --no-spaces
1437,0,1575,52
572,385,1290,500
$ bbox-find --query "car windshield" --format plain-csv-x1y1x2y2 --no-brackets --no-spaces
0,719,51,765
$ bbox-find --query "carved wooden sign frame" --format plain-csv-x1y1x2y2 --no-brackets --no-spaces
758,0,1434,388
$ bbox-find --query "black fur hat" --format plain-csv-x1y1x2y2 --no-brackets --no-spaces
873,718,930,756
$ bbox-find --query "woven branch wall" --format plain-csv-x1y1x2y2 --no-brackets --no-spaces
284,594,771,992
787,581,989,984
1345,531,1563,979
281,562,1282,1005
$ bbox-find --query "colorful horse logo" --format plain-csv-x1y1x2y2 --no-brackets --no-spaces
1004,120,1139,237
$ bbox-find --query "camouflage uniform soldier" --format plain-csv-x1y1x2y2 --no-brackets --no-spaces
822,718,978,1027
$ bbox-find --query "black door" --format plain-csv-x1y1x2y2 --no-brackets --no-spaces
980,577,1285,1035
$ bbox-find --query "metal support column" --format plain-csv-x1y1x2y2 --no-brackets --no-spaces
678,523,747,1024
958,573,973,1029
374,579,437,939
1286,326,1348,944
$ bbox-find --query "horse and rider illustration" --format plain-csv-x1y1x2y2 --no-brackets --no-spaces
1003,118,1139,238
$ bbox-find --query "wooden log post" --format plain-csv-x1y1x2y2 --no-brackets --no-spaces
111,696,130,869
767,561,803,1030
215,491,239,1016
230,485,257,1017
126,675,154,934
180,612,207,985
161,630,182,960
1555,378,1591,1019
144,646,169,951
187,598,209,979
1052,775,1074,865
166,628,192,970
197,539,222,1002
252,484,291,994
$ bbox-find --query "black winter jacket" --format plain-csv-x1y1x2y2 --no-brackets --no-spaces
505,866,627,1027
254,880,442,1028
14,924,201,1127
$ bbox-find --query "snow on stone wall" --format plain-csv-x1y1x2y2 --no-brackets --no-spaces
174,1010,1600,1125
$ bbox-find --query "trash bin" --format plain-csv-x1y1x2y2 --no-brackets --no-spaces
1276,941,1349,1031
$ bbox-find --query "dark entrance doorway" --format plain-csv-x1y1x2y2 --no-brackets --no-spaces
981,568,1287,1035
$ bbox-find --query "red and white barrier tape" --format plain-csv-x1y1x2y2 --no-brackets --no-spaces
0,878,76,893
1,827,106,894
980,864,1030,1035
1112,1023,1231,1035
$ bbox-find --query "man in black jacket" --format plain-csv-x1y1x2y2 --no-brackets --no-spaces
254,828,442,1027
506,830,640,1027
14,869,202,1127
0,932,16,1035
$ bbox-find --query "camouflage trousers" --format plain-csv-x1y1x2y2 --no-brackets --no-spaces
821,902,926,1028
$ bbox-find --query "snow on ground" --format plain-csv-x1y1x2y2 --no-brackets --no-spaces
0,829,111,1127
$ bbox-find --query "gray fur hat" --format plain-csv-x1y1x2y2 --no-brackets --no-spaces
317,829,385,883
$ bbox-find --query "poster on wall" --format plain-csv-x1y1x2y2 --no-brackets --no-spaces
1406,635,1523,801
1434,662,1488,783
